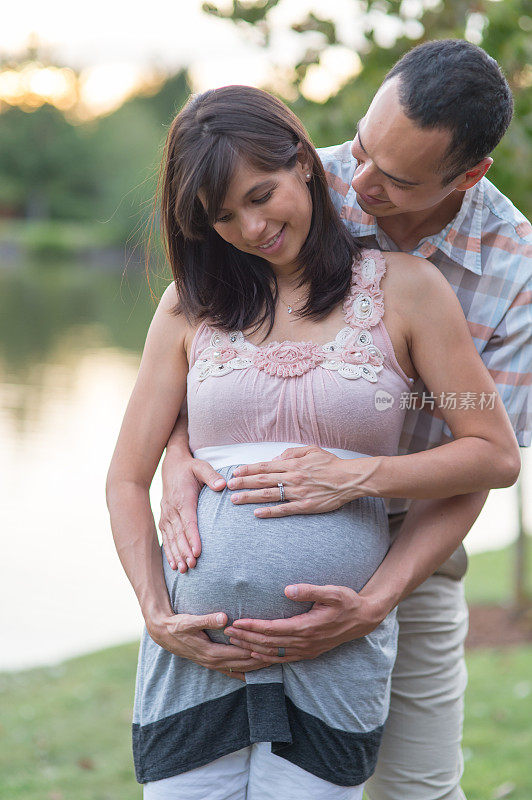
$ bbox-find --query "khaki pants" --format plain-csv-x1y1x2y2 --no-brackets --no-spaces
365,514,469,800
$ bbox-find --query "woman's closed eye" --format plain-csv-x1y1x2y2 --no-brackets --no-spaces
215,191,274,224
253,190,273,204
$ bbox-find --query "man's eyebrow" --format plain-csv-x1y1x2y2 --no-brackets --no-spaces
355,121,422,186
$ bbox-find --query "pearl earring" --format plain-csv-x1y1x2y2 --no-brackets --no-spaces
306,173,311,180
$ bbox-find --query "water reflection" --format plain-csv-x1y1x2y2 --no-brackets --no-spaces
0,262,168,670
0,263,166,426
0,262,529,670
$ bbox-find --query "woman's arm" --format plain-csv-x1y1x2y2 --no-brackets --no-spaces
106,285,191,615
106,285,268,677
347,253,521,499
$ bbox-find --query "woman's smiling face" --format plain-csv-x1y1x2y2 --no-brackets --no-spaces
201,154,313,274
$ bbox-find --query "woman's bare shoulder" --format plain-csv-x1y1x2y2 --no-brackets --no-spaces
143,282,193,359
158,282,205,363
159,281,183,313
382,250,447,288
381,251,457,315
159,282,199,329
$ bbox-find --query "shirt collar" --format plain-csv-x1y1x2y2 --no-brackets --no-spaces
341,180,485,276
420,181,484,275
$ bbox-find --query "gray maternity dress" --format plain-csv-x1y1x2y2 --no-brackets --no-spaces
132,250,414,786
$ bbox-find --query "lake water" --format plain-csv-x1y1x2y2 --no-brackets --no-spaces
1,262,530,671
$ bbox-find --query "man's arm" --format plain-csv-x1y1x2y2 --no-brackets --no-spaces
159,400,228,572
359,490,488,608
224,490,490,660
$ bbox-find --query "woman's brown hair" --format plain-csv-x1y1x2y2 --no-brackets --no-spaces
160,85,361,338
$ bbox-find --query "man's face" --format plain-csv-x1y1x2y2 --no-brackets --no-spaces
350,77,462,217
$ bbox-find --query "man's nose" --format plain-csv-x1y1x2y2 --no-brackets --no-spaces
351,160,383,196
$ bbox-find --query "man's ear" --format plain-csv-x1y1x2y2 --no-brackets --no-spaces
454,157,493,191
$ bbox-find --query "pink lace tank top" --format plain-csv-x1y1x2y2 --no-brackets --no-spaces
186,249,413,458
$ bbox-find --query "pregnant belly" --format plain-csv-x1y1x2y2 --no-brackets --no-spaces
162,464,390,643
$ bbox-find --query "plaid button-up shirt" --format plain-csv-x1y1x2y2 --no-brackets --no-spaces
318,141,532,514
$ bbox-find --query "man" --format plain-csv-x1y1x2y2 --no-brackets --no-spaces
155,40,531,799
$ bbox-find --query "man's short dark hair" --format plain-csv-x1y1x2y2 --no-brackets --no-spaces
384,39,513,184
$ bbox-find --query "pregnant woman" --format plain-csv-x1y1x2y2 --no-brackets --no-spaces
106,86,520,799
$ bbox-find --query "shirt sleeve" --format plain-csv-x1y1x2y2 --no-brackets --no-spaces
317,142,356,216
481,280,532,446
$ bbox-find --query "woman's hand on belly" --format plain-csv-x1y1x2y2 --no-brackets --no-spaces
147,609,274,680
227,445,372,517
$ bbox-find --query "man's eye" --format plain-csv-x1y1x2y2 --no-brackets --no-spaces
353,135,364,153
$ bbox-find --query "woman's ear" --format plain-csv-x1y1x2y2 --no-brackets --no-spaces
295,143,312,181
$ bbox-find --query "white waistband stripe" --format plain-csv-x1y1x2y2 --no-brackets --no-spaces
192,442,369,470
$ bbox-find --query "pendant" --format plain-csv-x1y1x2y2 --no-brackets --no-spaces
287,305,293,313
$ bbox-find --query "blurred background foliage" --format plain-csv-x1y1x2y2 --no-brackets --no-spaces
203,0,532,218
0,11,530,798
0,0,530,262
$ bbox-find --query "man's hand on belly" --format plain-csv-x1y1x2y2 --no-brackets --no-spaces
223,584,388,663
159,452,226,573
227,445,370,515
147,610,275,680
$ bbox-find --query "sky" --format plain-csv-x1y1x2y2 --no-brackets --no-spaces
0,0,375,115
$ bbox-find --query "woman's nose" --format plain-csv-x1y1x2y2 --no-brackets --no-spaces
240,212,267,243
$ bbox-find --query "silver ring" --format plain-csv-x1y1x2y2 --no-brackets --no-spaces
277,647,285,657
277,481,285,502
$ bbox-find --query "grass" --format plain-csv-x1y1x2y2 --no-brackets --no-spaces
464,544,521,604
1,545,531,799
462,649,531,800
0,643,141,800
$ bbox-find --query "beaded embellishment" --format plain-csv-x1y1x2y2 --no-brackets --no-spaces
193,252,386,382
342,254,385,330
194,330,256,382
320,326,384,383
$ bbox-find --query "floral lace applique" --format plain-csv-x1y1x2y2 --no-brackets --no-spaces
320,326,384,383
195,327,384,383
194,251,387,382
342,253,385,330
253,341,325,377
194,330,256,381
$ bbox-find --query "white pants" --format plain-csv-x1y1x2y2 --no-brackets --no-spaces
365,574,469,800
143,742,365,800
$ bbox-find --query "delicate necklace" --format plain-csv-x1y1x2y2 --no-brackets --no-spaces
277,290,306,314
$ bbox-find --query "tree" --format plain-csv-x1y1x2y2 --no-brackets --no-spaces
202,0,532,217
85,71,191,240
0,67,191,240
0,103,97,219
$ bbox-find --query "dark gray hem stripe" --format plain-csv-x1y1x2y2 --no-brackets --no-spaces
133,687,249,783
133,685,382,787
272,696,383,787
